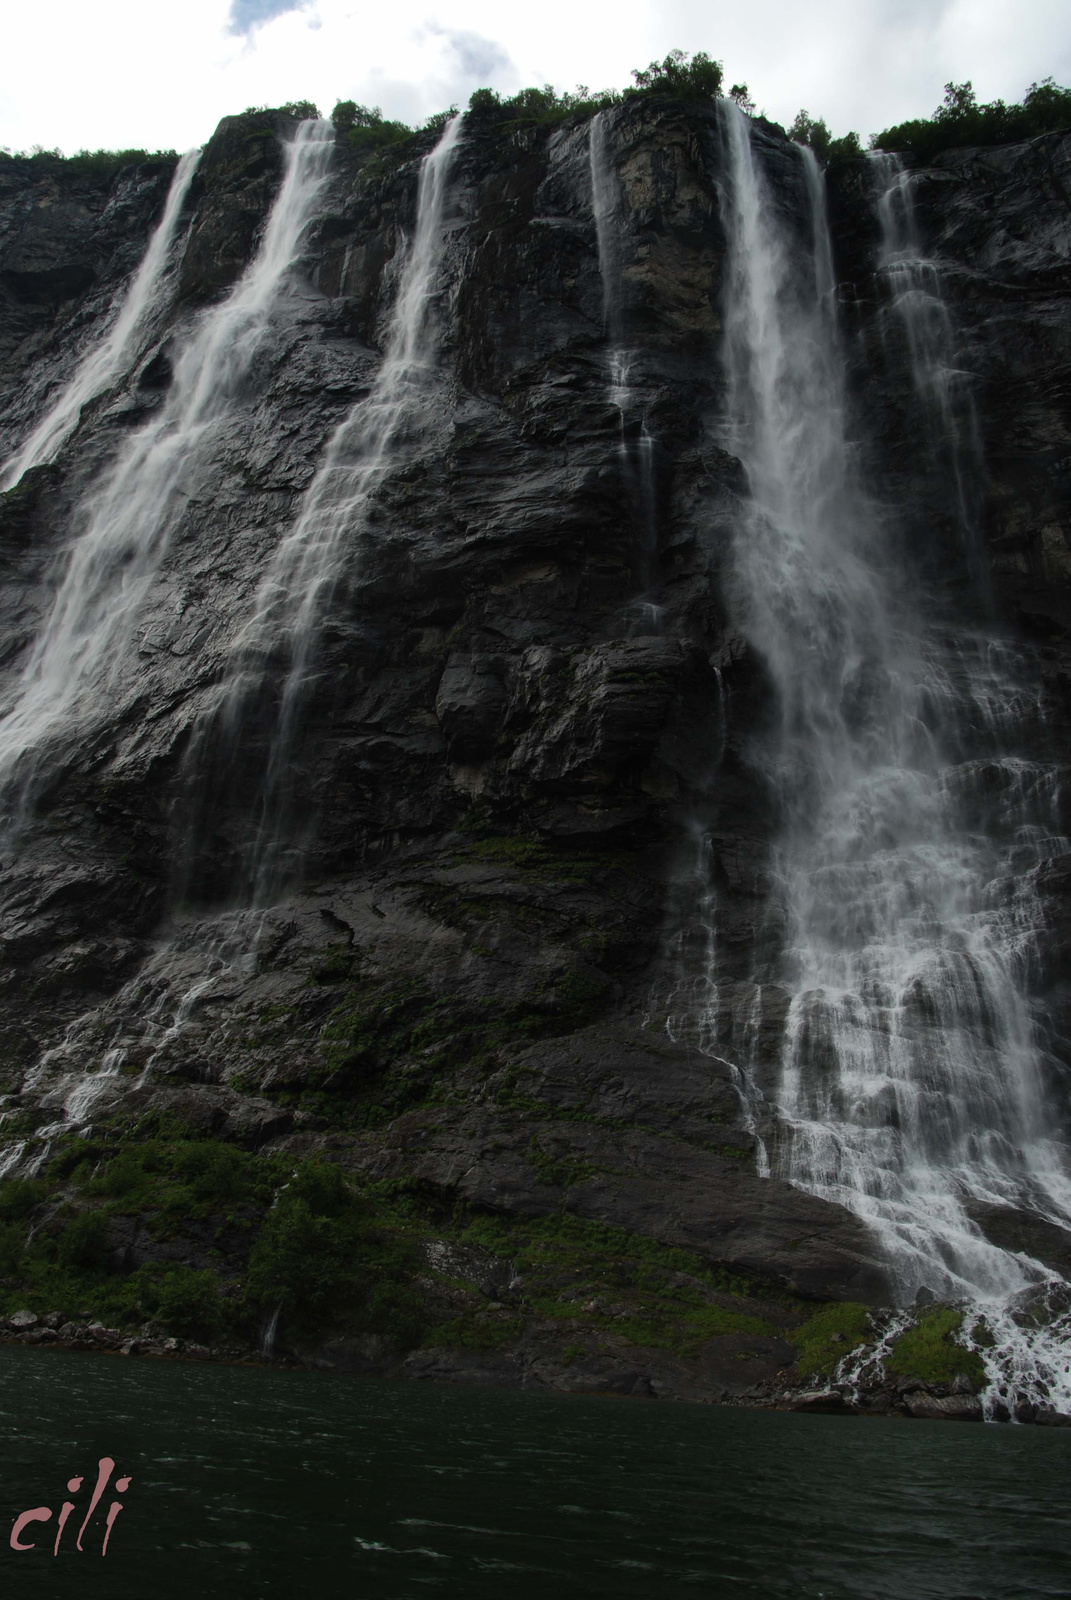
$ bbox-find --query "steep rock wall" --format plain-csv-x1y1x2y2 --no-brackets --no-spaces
0,102,1067,1394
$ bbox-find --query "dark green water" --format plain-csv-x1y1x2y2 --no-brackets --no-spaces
0,1347,1067,1599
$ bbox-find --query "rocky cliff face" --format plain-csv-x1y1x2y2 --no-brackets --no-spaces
0,101,1067,1406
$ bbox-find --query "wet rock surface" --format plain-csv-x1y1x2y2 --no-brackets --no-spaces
0,103,1068,1409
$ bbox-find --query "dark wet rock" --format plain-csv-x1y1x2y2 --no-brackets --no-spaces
1033,1405,1071,1427
788,1389,849,1413
0,156,181,448
366,1092,888,1300
0,105,1067,1394
965,1201,1071,1279
904,1393,984,1422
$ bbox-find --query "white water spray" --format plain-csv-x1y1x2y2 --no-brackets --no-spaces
0,150,202,492
0,122,335,827
714,101,1071,1412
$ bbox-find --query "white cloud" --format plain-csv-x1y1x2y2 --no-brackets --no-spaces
0,0,1068,154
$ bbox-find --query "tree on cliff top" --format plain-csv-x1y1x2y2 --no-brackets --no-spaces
873,78,1071,160
330,99,410,154
628,48,724,100
789,110,864,165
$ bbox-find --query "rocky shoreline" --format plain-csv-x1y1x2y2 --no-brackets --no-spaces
4,1307,1068,1427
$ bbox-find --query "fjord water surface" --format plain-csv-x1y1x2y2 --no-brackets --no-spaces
1,1347,1068,1600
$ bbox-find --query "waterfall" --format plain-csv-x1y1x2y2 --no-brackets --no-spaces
871,153,987,586
714,100,1071,1411
588,113,659,628
260,1302,282,1358
0,121,335,828
184,112,465,905
0,150,202,493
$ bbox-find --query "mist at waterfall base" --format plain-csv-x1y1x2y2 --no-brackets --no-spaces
676,103,1071,1413
3,1346,1068,1600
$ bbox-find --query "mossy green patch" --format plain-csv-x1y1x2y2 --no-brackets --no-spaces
460,1210,778,1358
457,834,631,885
885,1308,987,1389
787,1302,871,1379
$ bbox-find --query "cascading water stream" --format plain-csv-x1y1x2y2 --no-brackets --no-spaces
0,120,335,831
870,153,986,585
589,113,660,628
711,100,1071,1412
185,112,465,905
0,149,203,493
0,122,335,1134
0,115,465,1129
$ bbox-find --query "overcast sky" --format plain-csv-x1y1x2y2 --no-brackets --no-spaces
3,0,1069,156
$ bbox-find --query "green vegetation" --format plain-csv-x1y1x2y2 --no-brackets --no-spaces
298,957,612,1128
0,1140,802,1364
11,57,1067,191
78,1135,281,1221
874,78,1071,162
0,146,178,178
457,831,628,883
0,1137,996,1392
316,978,540,1096
466,48,722,129
242,99,321,120
628,48,724,101
0,1149,428,1348
246,1163,426,1341
148,1267,225,1340
788,1301,870,1378
331,100,411,155
788,111,863,165
885,1306,986,1388
460,1211,776,1358
467,84,619,127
